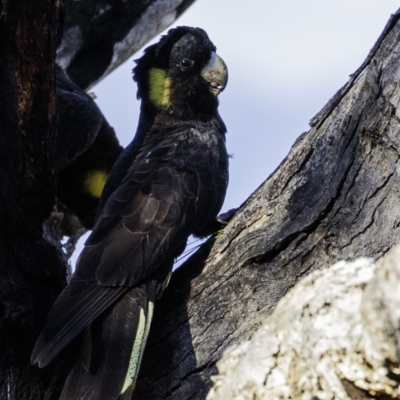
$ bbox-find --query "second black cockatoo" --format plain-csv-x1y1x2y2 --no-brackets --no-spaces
32,26,229,399
55,67,123,229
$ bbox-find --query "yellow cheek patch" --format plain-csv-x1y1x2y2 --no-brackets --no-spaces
84,170,108,198
148,68,171,108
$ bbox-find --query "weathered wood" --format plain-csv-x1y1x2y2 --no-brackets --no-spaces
59,0,197,89
207,245,400,400
133,9,400,399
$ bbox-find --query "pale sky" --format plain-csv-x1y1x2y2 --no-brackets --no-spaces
70,1,400,266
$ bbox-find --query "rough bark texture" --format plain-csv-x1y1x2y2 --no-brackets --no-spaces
207,245,400,400
0,1,70,399
132,9,400,400
59,0,197,90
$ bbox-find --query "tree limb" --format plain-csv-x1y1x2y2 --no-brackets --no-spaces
59,0,197,89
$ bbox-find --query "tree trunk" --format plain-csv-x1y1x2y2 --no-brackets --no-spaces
0,1,70,399
133,9,400,400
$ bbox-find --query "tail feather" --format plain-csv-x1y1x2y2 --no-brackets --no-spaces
60,282,157,400
32,285,126,367
120,299,154,400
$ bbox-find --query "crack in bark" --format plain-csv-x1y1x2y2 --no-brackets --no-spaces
194,309,231,340
162,362,216,400
273,146,315,201
147,314,191,348
367,171,395,201
208,328,239,362
188,265,241,313
295,259,317,282
248,153,358,267
342,192,388,253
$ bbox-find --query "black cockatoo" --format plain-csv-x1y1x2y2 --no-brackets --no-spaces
55,67,123,229
33,26,229,399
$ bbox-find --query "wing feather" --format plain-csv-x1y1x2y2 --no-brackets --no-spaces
32,284,127,367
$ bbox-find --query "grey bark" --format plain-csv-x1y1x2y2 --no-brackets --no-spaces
207,245,400,400
133,9,400,400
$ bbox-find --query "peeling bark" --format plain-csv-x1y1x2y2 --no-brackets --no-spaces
133,9,400,400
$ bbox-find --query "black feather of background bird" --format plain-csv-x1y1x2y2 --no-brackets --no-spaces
32,26,229,399
55,66,123,229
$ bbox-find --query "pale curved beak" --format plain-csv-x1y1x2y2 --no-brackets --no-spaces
201,52,228,96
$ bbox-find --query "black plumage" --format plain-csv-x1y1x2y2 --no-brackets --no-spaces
32,26,229,399
55,67,123,229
